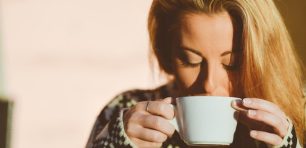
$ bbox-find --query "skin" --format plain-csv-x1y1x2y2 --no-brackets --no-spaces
123,12,289,147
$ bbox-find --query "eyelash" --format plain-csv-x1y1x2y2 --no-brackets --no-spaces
179,60,200,68
222,64,237,71
179,59,237,71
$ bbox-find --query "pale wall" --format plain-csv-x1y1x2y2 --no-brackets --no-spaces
1,0,155,148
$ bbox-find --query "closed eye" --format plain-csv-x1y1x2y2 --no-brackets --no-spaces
221,52,238,71
176,47,203,68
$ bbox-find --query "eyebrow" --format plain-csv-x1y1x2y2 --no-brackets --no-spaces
220,51,232,57
180,46,203,56
180,45,232,57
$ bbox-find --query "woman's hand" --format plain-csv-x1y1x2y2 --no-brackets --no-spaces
123,97,175,147
232,98,289,146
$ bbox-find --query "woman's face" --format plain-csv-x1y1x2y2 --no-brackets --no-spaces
173,11,238,97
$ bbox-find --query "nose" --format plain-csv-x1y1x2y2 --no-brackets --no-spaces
203,62,217,95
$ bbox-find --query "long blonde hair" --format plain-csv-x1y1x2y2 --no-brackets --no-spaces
148,0,305,142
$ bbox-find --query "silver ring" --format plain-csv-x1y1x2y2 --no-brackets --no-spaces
146,101,150,112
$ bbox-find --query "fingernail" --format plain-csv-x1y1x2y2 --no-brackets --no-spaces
243,98,251,105
250,131,257,137
248,110,256,116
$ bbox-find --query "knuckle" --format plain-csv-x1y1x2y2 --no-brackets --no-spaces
152,132,166,142
145,115,154,123
252,111,261,119
153,117,162,127
151,132,160,141
162,104,168,113
256,99,267,108
170,107,175,116
135,102,145,111
156,103,164,113
129,112,140,121
169,125,176,134
251,99,259,105
160,105,173,119
280,131,286,138
164,123,175,136
145,115,158,127
126,124,134,135
281,112,286,117
161,134,168,141
272,106,280,113
257,111,266,121
273,137,282,145
274,105,280,111
129,138,138,146
259,114,266,121
256,101,265,109
275,119,282,127
165,106,174,119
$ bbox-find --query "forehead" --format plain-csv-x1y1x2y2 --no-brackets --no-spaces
180,12,234,54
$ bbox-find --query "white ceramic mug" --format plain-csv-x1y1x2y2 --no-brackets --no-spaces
169,96,241,146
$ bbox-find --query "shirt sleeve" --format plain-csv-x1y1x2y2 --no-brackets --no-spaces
86,94,138,148
269,118,302,148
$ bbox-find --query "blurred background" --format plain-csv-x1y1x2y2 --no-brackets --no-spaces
0,0,305,148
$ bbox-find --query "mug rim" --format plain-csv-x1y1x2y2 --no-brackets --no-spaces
176,96,241,100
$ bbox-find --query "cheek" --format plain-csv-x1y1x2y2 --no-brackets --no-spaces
212,67,232,96
227,71,241,96
175,66,200,87
221,71,233,95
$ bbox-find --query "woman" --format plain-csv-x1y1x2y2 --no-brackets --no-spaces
86,0,304,147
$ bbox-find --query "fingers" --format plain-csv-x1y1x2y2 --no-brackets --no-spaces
128,112,175,137
241,98,286,118
231,99,248,112
138,128,168,143
124,97,176,147
127,124,167,143
141,114,176,137
250,130,282,146
126,115,170,144
235,110,264,130
135,98,174,120
236,108,287,136
247,110,287,137
232,98,289,137
233,99,289,147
